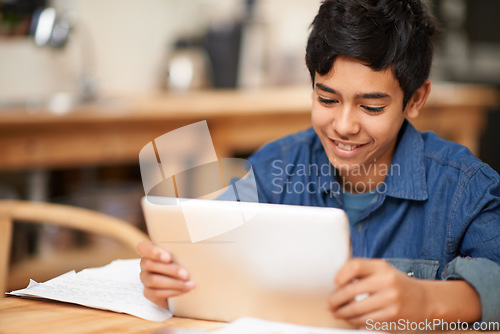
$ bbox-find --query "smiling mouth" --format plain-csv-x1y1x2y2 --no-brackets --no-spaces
334,140,362,151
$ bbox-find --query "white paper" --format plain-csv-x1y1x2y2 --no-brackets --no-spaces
6,258,172,322
213,317,379,334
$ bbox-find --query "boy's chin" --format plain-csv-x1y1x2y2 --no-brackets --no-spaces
331,162,363,175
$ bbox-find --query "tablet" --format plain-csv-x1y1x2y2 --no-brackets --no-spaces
141,196,350,327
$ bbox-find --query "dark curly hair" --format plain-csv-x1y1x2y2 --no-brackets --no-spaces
305,0,437,108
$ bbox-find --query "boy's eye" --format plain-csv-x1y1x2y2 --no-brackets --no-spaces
362,105,385,113
318,97,338,105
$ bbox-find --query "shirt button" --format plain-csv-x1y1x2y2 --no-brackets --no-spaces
407,271,415,277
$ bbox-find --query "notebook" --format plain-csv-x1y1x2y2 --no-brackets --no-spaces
141,196,350,327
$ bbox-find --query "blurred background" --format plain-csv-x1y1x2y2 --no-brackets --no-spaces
0,0,321,98
0,0,499,289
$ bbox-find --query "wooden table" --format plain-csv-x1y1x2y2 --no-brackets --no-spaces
0,83,497,171
0,296,225,334
0,87,312,171
2,296,496,334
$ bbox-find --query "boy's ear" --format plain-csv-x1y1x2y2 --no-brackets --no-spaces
405,79,431,119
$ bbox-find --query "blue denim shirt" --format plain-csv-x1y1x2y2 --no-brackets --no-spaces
247,120,500,322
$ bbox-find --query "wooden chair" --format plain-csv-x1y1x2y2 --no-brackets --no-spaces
0,200,149,296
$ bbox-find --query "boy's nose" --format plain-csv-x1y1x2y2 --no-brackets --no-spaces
332,106,360,138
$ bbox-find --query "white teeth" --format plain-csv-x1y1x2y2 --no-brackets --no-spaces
336,141,358,151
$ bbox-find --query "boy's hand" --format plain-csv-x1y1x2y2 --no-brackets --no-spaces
328,258,430,326
328,258,481,327
137,240,196,309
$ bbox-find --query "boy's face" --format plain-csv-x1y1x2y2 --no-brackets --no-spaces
312,56,410,180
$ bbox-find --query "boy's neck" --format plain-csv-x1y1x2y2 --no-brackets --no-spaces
337,161,392,194
340,172,386,194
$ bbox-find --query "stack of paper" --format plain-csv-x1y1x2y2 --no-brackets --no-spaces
214,318,375,334
7,258,172,321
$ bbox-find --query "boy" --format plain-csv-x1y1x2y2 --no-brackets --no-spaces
138,0,500,326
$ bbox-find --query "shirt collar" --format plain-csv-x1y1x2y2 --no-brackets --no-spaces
313,120,428,201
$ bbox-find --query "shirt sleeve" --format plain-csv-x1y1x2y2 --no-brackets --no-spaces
446,165,500,323
456,166,500,264
442,256,500,322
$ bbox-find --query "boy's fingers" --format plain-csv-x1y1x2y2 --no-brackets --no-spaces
136,240,155,257
330,260,393,314
143,288,169,309
335,259,369,287
140,258,190,281
329,277,373,311
140,272,195,291
137,240,172,262
335,258,388,287
331,288,389,320
143,288,190,309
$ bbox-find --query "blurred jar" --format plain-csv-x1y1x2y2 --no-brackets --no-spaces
165,38,212,92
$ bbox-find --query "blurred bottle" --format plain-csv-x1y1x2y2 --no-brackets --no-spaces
202,0,267,89
203,21,242,89
164,38,212,92
237,0,267,89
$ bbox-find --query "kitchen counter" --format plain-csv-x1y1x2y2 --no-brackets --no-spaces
0,83,497,170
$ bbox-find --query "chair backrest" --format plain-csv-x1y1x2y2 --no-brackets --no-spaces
0,200,149,296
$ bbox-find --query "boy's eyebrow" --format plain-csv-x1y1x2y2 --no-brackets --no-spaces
315,83,391,99
355,92,391,99
315,83,338,94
